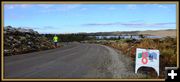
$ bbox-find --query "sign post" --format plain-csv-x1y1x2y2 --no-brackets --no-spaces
135,48,160,76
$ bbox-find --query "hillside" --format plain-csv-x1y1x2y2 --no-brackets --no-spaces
139,29,176,37
82,29,176,37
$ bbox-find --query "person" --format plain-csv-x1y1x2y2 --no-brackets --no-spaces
53,35,58,48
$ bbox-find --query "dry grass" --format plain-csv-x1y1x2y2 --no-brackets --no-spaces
139,30,176,38
104,37,177,78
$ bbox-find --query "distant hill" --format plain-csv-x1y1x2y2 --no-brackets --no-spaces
82,31,140,36
139,29,176,37
78,29,176,37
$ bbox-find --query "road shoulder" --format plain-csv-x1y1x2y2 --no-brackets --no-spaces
100,44,145,79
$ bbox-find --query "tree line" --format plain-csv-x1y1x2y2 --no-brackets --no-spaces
41,34,96,42
41,33,146,42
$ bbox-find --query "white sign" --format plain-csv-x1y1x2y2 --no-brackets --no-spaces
135,48,160,76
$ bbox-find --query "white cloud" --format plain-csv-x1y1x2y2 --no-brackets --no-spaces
4,4,81,10
66,4,80,9
6,14,25,19
4,4,16,9
107,7,116,10
83,22,175,28
81,8,87,10
37,4,54,8
158,5,168,8
152,4,169,9
19,4,32,8
4,5,14,9
40,4,81,13
4,4,32,9
127,4,137,9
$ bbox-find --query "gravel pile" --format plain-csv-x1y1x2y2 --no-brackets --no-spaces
4,26,54,56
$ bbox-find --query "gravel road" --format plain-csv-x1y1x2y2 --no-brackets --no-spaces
4,42,144,79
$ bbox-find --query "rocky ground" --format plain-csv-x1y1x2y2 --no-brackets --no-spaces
4,26,55,56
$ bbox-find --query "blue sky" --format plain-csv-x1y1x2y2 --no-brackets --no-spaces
4,3,176,34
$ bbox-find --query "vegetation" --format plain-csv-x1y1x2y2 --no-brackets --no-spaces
104,37,177,78
42,34,96,42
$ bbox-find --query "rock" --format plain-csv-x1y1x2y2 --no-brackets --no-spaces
4,49,13,56
9,36,13,40
20,36,26,41
27,41,32,45
4,26,54,56
4,30,7,34
25,33,31,38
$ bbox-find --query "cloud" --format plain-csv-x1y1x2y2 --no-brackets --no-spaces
152,22,175,26
81,8,87,10
157,5,168,8
121,22,175,27
4,4,81,11
33,26,56,30
37,4,54,8
83,22,175,27
83,22,120,26
19,4,32,8
43,26,56,29
53,4,81,11
6,14,25,19
39,4,81,12
152,4,169,9
22,27,39,30
107,7,116,10
4,5,14,9
65,4,80,9
127,4,137,9
120,23,144,26
4,4,32,9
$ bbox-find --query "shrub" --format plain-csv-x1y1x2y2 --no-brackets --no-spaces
104,37,177,78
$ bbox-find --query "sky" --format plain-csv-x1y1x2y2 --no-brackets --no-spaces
4,3,176,34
